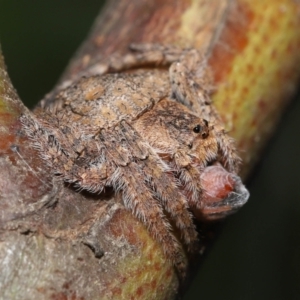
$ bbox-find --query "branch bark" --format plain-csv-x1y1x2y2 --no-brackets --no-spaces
0,1,300,299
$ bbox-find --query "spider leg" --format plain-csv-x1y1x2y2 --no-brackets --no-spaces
73,127,133,192
20,113,76,176
213,124,241,173
128,43,187,66
178,166,203,210
99,128,131,167
168,48,213,117
69,44,198,84
85,43,187,77
21,112,114,193
100,121,198,267
112,162,187,273
119,121,148,160
62,44,185,85
119,120,198,249
142,152,199,251
171,150,204,211
70,153,110,193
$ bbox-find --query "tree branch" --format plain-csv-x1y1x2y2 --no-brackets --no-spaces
0,1,299,299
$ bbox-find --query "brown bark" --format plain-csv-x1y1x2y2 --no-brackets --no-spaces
0,0,300,299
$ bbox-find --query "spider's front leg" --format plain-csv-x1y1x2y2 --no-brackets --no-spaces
173,154,206,211
212,124,241,173
140,153,199,250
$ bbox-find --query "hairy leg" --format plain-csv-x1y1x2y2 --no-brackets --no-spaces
113,162,187,273
142,152,198,251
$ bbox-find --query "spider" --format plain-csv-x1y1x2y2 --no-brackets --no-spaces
21,44,249,273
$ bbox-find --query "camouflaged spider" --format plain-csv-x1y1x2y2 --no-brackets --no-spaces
21,44,248,272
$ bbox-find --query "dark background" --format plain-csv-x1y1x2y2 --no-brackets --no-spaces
1,2,300,299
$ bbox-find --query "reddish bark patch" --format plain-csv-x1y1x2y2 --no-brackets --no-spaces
110,286,122,297
50,292,84,300
150,279,157,290
209,2,254,83
107,208,142,247
153,262,162,272
135,286,144,298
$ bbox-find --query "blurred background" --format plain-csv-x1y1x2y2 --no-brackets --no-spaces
0,1,299,299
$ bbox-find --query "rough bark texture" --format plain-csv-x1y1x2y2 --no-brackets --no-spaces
0,0,300,299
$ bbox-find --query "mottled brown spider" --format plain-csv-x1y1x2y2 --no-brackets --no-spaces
21,44,249,273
